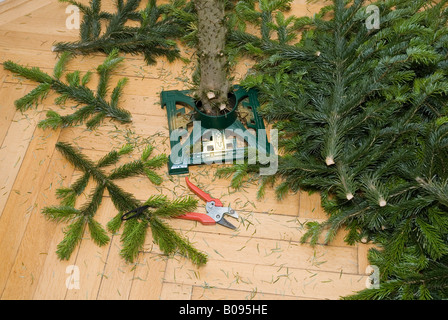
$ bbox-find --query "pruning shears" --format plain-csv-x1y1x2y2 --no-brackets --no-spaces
177,177,239,230
121,177,239,230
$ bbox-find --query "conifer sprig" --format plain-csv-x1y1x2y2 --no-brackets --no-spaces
116,194,207,265
53,0,182,65
43,142,207,265
2,49,132,129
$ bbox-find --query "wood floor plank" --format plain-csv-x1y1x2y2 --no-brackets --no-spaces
0,65,7,83
357,243,378,275
0,30,76,53
167,211,350,247
57,114,170,150
299,191,328,220
128,253,167,300
0,86,42,217
0,150,74,299
0,2,75,36
191,286,308,300
0,0,30,15
154,232,358,274
0,82,25,146
0,125,61,297
32,225,79,299
0,0,52,27
160,283,193,300
164,258,367,300
63,197,117,300
95,238,138,300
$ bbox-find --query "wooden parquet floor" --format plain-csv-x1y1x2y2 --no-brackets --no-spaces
0,0,372,300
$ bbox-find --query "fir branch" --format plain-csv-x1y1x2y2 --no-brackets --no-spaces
143,194,170,208
108,160,145,180
141,144,155,161
14,83,51,111
300,221,324,246
45,142,205,265
120,218,149,262
55,142,99,176
106,181,140,213
3,61,53,83
3,50,132,129
106,211,124,234
152,196,198,218
56,216,85,260
37,110,64,130
143,154,169,169
143,168,163,186
150,216,208,266
66,174,91,195
87,216,110,246
42,206,80,222
117,192,204,264
53,52,73,79
79,184,106,217
52,0,182,65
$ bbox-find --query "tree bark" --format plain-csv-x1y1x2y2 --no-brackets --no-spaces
194,0,230,115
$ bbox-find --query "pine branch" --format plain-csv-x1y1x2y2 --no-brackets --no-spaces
152,196,198,218
55,142,99,177
120,218,149,262
2,61,53,83
52,0,182,65
13,83,51,111
56,217,85,260
3,50,131,129
44,142,206,265
150,217,208,266
87,216,110,246
108,160,145,180
42,206,80,222
116,192,204,264
97,144,133,168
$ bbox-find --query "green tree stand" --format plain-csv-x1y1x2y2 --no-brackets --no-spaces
161,85,273,175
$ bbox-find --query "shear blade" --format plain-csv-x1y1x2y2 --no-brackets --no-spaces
225,208,238,220
217,217,236,230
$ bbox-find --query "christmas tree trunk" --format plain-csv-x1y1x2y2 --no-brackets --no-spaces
194,0,230,115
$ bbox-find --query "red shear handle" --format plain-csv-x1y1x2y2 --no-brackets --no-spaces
176,212,216,225
185,177,223,207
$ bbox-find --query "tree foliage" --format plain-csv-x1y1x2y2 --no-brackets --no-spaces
43,142,207,265
3,49,131,129
218,0,448,299
53,0,183,65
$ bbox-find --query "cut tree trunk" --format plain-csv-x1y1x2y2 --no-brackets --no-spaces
194,0,230,115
